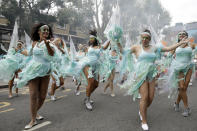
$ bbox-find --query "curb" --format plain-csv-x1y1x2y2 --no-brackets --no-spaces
0,85,8,88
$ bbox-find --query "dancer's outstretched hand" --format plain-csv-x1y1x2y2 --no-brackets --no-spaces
180,37,190,45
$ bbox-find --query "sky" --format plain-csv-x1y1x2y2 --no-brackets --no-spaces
159,0,197,25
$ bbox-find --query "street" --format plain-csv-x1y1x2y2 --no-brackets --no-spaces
0,77,197,131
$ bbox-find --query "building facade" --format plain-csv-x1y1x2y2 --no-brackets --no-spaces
162,22,197,44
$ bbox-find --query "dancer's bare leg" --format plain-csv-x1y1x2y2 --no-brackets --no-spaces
109,69,115,96
147,78,156,107
8,76,15,98
139,81,149,124
182,69,192,108
28,78,40,126
37,76,50,111
176,72,185,105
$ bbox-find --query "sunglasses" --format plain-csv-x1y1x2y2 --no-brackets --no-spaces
141,36,150,40
41,28,49,33
89,37,95,41
178,33,187,36
40,25,49,33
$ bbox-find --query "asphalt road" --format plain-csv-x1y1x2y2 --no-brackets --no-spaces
0,77,197,131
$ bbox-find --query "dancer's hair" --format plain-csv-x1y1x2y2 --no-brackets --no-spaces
31,23,53,41
142,29,151,40
17,40,25,45
88,29,99,47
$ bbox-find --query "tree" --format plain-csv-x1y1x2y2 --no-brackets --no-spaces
57,7,84,30
21,0,65,33
0,0,21,27
60,0,116,38
0,0,65,34
59,0,171,42
119,0,171,42
0,0,171,43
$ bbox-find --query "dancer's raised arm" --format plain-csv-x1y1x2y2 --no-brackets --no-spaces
161,37,190,52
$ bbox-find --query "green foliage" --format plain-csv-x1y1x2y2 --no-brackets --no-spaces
0,0,64,34
0,0,171,42
0,0,20,26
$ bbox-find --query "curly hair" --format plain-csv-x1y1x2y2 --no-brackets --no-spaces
89,29,97,37
88,29,99,46
31,23,53,41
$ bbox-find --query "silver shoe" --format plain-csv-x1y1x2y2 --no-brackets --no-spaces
51,95,56,101
85,102,92,111
24,121,37,130
75,90,80,96
84,98,94,104
36,115,44,120
90,99,94,105
182,108,191,117
84,98,93,111
111,93,115,97
174,103,180,112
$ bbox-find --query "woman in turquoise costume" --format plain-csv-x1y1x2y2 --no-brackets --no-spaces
103,26,123,97
121,29,189,131
8,40,28,98
16,23,55,129
48,38,69,101
62,29,110,110
82,30,111,110
168,31,197,117
0,40,28,98
74,44,87,96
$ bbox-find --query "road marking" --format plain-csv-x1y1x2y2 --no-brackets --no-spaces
80,90,86,93
0,89,8,93
21,88,29,95
45,95,67,102
22,121,51,131
45,98,51,102
57,95,67,99
0,108,14,114
0,102,10,109
63,88,71,92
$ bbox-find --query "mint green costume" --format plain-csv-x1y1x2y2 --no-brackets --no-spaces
16,41,54,88
0,48,26,82
121,45,162,101
62,47,103,81
167,46,196,98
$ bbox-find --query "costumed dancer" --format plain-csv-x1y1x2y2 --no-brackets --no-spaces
120,29,190,130
74,44,87,96
101,4,123,97
166,31,197,117
49,38,69,101
8,41,28,98
0,40,28,98
62,29,110,111
16,23,56,129
102,26,123,97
